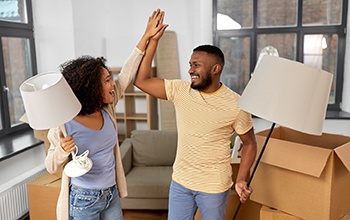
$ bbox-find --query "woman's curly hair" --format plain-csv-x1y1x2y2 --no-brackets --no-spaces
60,55,109,115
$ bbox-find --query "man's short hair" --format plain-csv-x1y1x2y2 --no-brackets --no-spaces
193,45,225,67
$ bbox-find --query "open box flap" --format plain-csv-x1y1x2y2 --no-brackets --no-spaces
43,176,61,186
334,141,350,172
29,173,59,185
256,135,331,178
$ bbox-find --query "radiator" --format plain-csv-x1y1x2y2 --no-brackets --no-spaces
0,170,46,220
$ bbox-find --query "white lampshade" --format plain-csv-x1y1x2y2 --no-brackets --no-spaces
238,55,333,135
20,72,81,130
20,72,92,178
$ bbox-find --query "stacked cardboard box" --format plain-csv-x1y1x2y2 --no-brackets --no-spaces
260,206,303,220
260,206,350,220
30,129,62,219
251,127,350,220
27,172,61,220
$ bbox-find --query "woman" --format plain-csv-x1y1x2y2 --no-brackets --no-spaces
45,9,167,220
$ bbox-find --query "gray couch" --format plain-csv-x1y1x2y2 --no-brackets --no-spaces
120,130,177,210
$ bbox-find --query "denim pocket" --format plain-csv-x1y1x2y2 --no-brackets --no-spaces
70,187,101,210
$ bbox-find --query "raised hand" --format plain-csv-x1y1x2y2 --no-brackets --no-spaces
137,9,167,51
151,11,168,42
144,9,167,39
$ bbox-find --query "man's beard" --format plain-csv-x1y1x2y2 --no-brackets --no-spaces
191,72,212,91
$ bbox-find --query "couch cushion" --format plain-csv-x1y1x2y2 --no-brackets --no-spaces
131,130,177,166
125,166,173,198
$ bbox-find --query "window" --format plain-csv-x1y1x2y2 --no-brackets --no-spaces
213,0,347,110
0,0,37,137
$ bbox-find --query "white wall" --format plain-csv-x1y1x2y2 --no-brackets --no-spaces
33,0,213,81
32,0,75,73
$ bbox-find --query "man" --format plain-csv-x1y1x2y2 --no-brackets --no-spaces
134,10,257,220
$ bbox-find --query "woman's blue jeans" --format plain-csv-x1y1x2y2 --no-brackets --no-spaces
69,184,123,220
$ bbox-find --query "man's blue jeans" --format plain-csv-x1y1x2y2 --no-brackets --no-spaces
168,180,230,220
69,184,123,220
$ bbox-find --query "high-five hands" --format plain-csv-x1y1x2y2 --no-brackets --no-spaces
144,9,167,39
151,10,168,41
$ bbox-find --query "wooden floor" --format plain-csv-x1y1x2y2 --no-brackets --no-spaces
24,210,168,220
123,210,168,220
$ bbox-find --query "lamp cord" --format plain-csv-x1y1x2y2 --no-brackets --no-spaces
232,122,276,220
60,124,92,170
72,145,92,169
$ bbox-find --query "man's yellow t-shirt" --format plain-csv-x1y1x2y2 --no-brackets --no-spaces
165,79,253,193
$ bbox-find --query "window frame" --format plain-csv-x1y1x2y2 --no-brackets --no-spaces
0,0,37,137
213,0,348,111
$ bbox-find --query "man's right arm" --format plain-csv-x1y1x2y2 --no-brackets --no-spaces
134,12,168,100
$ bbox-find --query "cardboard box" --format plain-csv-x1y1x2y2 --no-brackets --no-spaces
260,206,303,220
261,206,350,220
27,172,61,220
250,127,350,220
343,214,350,220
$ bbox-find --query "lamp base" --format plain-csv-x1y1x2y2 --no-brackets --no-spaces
64,158,92,177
